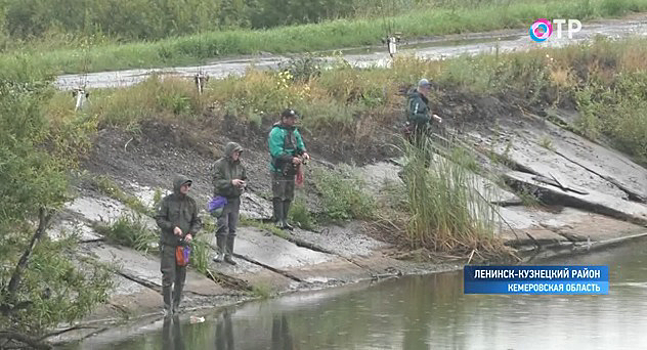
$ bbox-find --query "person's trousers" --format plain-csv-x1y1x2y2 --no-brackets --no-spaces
215,197,240,257
160,244,187,311
271,172,295,221
409,126,432,168
216,197,240,239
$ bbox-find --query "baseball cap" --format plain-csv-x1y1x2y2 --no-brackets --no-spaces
281,109,299,118
418,78,431,87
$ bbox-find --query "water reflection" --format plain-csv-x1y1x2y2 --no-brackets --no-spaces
215,309,234,350
271,315,295,350
162,316,185,350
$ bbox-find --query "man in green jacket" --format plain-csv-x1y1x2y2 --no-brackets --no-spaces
155,175,202,316
211,142,247,265
268,109,310,230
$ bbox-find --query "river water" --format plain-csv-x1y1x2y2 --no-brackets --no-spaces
66,239,647,350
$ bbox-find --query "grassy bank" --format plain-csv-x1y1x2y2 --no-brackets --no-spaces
35,35,647,258
2,0,647,77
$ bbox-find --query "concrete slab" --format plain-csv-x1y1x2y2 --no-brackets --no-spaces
498,205,647,247
489,131,628,199
129,183,167,209
291,222,390,259
499,227,570,246
357,161,403,195
65,195,130,223
504,171,647,225
207,255,296,292
360,160,521,206
215,227,381,285
543,120,647,201
87,243,227,296
286,259,373,283
48,220,102,242
548,213,647,242
471,173,522,205
231,227,334,270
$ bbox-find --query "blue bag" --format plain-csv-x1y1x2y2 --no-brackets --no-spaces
207,196,228,217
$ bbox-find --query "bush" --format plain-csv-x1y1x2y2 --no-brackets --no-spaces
288,195,315,230
0,76,110,348
313,165,375,221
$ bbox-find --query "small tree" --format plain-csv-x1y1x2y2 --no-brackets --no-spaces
0,78,112,349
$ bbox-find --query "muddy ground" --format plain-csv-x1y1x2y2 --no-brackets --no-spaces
48,81,647,346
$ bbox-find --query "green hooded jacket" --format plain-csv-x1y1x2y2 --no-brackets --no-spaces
268,122,306,173
211,142,247,198
406,89,431,125
155,175,202,247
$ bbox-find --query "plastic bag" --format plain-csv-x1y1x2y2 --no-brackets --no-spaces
296,163,304,187
176,245,191,267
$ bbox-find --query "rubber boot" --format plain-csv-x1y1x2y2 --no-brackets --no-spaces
172,284,183,314
273,198,284,229
224,236,237,265
282,200,294,230
163,285,173,317
172,265,186,314
213,235,225,262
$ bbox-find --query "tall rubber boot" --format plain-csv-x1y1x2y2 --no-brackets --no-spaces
163,285,173,317
172,279,184,314
273,198,284,229
213,235,225,262
224,236,237,265
282,200,294,230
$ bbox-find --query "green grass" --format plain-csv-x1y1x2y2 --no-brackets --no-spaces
2,0,647,75
240,216,289,239
312,165,376,222
399,137,514,261
37,32,647,168
538,136,554,150
189,236,213,276
250,283,273,299
288,195,315,230
94,214,157,252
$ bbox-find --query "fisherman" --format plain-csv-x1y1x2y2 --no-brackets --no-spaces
155,175,202,316
402,78,442,169
211,142,247,265
268,109,310,230
405,78,442,147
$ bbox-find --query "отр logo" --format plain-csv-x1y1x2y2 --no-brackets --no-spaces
529,19,552,42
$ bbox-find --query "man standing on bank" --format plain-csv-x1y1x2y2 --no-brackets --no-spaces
405,78,442,147
268,109,310,230
155,175,202,316
211,142,247,265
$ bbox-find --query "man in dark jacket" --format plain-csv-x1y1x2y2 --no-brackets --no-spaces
406,78,442,147
211,142,247,265
268,109,310,230
155,175,202,316
404,78,442,169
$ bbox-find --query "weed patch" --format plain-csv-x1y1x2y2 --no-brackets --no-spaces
312,166,376,222
95,214,156,252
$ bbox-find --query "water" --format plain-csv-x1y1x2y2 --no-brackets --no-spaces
65,239,647,350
